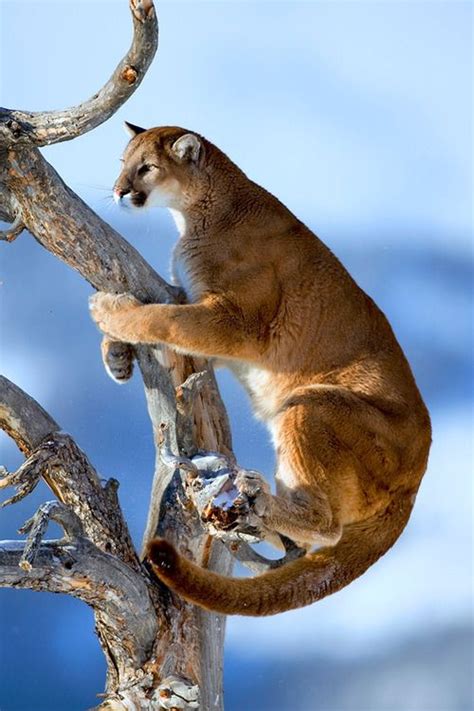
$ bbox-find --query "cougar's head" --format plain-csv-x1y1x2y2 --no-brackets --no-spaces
113,123,205,210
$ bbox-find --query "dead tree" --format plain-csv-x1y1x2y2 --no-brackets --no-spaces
0,1,301,708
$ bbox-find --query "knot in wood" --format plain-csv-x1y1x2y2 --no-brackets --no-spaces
121,65,138,84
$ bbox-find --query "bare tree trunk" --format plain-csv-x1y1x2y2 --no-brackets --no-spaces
1,2,294,707
0,2,236,708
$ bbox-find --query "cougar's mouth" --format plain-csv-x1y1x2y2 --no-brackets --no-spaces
130,191,147,207
113,186,147,209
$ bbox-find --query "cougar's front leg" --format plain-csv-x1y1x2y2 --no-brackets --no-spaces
89,292,259,360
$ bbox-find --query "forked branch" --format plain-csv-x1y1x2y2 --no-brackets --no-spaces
0,376,139,570
0,501,158,691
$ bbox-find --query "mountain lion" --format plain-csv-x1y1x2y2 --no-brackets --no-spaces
89,123,431,616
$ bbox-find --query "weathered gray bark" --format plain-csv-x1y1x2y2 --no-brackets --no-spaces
0,2,296,707
0,374,238,709
0,2,235,708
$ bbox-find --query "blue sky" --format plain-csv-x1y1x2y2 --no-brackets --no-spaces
0,2,473,709
2,1,472,248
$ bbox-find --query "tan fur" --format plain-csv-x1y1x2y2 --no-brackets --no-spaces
90,125,431,616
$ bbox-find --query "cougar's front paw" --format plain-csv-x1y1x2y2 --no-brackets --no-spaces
89,291,141,316
89,291,141,340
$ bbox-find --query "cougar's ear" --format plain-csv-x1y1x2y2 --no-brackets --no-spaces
171,133,201,163
124,121,146,137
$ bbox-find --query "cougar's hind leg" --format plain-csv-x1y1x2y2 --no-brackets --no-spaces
229,406,343,548
269,386,399,548
267,399,355,548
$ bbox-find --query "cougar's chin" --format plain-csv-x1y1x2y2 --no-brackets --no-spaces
145,185,177,208
130,191,147,208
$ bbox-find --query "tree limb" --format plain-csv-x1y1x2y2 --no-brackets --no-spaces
1,143,232,707
0,375,60,454
0,0,158,147
0,211,25,242
0,1,236,707
0,376,140,571
0,504,159,691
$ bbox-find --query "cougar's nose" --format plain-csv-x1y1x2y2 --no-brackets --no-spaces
113,186,130,204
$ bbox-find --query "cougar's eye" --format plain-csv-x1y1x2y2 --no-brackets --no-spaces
137,164,151,177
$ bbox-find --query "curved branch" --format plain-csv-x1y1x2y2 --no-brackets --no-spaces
0,0,158,147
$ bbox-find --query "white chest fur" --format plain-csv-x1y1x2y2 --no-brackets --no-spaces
222,360,280,421
169,208,186,237
173,255,196,301
169,209,196,300
168,209,279,422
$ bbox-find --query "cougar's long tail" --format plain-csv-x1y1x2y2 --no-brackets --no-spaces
147,492,415,616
